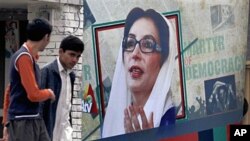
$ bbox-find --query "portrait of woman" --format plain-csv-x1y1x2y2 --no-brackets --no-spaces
102,7,178,138
5,21,19,56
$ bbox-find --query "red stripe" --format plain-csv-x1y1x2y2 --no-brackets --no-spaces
159,132,199,141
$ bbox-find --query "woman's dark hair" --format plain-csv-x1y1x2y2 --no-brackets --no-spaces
60,35,84,53
122,7,169,65
26,18,52,41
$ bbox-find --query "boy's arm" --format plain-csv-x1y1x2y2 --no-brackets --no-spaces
2,84,10,126
16,55,54,102
1,84,10,140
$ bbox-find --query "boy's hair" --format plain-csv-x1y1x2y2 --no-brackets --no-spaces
26,18,52,41
60,35,84,53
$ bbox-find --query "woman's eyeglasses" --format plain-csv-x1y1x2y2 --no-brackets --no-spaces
122,36,161,53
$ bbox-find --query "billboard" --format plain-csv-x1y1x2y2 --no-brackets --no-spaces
81,0,249,140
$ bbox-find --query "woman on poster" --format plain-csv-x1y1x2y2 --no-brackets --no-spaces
102,7,178,138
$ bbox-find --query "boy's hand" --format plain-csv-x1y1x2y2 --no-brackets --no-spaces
48,89,56,102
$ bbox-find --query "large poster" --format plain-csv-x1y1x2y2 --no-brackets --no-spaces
93,11,185,138
81,0,249,140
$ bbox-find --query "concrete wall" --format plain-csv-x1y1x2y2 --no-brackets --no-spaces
27,1,84,140
0,0,84,140
247,1,250,60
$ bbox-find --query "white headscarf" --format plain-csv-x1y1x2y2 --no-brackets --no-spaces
102,13,177,138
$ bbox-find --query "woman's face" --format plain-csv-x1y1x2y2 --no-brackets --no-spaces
124,17,161,94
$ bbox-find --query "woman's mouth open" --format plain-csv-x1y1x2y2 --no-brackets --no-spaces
129,66,144,78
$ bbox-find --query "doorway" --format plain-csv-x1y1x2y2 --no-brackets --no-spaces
0,20,28,137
